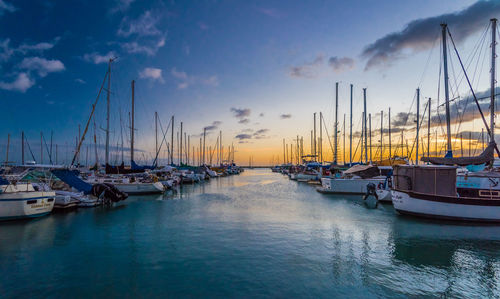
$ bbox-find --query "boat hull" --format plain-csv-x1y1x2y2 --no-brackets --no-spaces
115,182,164,195
320,177,385,195
392,190,500,222
0,191,56,220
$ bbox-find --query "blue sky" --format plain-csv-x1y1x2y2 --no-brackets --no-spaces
1,0,497,165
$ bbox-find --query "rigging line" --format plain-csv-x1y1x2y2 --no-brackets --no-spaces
447,27,500,158
351,114,364,162
417,31,440,88
407,100,429,159
24,135,36,162
41,133,53,164
153,115,172,166
320,113,335,159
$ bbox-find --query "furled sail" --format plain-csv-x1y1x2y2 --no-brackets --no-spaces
420,142,495,166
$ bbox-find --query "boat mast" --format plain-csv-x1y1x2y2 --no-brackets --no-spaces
155,111,158,160
343,114,346,165
380,110,383,163
369,113,372,164
389,107,391,160
334,82,339,165
320,112,323,163
131,79,135,163
363,88,368,163
170,116,174,165
490,18,497,143
441,23,452,157
416,88,420,165
313,112,317,161
5,133,9,166
105,59,111,165
283,138,285,164
180,122,183,165
203,127,206,165
349,84,353,166
427,98,431,160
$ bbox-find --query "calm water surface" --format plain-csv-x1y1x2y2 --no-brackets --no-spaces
2,169,500,298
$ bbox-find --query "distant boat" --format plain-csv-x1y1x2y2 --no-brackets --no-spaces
317,164,391,195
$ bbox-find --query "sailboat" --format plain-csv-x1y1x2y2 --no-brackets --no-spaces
392,20,500,222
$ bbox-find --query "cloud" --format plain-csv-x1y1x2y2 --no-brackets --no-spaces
121,37,165,56
328,56,355,73
0,38,59,62
0,73,35,92
235,134,252,140
19,57,65,77
118,10,162,37
139,67,164,83
362,1,500,70
280,114,292,119
0,0,16,16
238,118,250,124
75,78,86,84
171,68,218,89
289,54,324,78
110,0,134,14
230,107,251,118
254,129,270,139
83,51,115,64
259,112,264,117
204,121,222,132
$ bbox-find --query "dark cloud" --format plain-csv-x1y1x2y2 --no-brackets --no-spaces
280,114,292,119
362,1,500,70
328,56,355,73
254,129,270,139
230,107,251,118
238,118,250,124
235,134,252,140
204,120,222,132
259,113,264,117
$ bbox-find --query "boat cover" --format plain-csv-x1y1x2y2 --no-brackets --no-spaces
421,142,495,166
51,169,93,194
106,162,144,174
343,164,380,179
131,160,155,170
0,176,9,185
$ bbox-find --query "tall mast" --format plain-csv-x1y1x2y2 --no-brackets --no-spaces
349,84,353,166
313,112,317,161
180,122,183,164
283,138,285,164
363,88,368,163
389,107,392,159
441,23,452,157
155,111,158,159
491,18,497,143
343,114,346,165
320,112,323,163
334,82,339,165
416,88,420,165
427,98,431,160
171,116,174,165
105,59,111,165
131,79,135,162
380,110,383,162
94,119,98,166
203,127,206,165
40,131,43,164
188,135,190,165
369,113,372,164
5,133,9,166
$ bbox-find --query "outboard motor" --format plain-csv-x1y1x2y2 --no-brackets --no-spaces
91,183,128,205
363,183,378,209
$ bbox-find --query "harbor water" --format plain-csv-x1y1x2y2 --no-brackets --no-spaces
1,169,500,298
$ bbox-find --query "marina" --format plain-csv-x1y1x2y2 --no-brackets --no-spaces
3,0,500,297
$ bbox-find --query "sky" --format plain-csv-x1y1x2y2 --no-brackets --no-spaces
1,0,499,166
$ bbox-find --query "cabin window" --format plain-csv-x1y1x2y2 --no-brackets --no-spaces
479,190,500,198
26,200,37,204
47,198,54,202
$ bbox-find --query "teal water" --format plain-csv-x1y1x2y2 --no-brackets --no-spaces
1,169,500,298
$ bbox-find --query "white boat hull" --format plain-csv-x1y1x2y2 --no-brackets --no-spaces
392,190,500,222
115,182,164,195
0,191,56,220
320,177,385,195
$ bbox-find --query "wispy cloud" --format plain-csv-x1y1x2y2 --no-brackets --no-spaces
280,114,292,119
171,67,219,89
328,56,355,73
362,1,500,71
83,51,116,64
238,118,250,124
121,37,165,56
204,121,222,132
0,0,16,16
0,37,59,62
75,78,86,84
19,57,65,77
235,134,252,140
289,54,324,78
0,73,34,92
257,7,282,18
118,10,162,37
139,67,164,83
